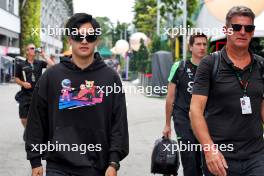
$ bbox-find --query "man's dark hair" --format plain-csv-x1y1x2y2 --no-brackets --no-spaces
226,6,255,26
65,13,101,36
189,32,207,46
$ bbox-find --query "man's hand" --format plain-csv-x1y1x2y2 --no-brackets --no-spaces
23,82,32,89
40,49,46,59
162,125,171,138
205,149,228,176
32,166,43,176
105,166,117,176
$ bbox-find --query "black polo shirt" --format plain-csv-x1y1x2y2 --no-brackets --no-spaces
15,59,47,93
193,47,264,160
168,60,198,130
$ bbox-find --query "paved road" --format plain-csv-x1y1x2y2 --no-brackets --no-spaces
0,83,31,175
0,82,183,176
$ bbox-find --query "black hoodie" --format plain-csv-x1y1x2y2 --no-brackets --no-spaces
25,53,129,175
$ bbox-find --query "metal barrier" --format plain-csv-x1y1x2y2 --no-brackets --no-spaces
0,56,15,84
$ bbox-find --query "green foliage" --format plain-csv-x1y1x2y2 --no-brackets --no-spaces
20,0,41,56
118,55,125,71
129,54,137,72
151,34,171,53
160,0,181,26
145,59,152,74
158,0,199,59
94,18,130,49
207,37,215,54
250,38,264,57
133,0,157,37
96,17,114,49
62,0,73,52
160,0,198,26
151,34,161,53
131,39,150,73
62,35,70,52
112,22,130,46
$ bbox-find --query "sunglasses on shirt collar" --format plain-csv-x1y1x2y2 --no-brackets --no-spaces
70,34,97,43
231,24,255,33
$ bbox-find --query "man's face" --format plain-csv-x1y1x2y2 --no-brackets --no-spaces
26,44,36,58
189,37,207,59
69,22,99,59
225,15,254,49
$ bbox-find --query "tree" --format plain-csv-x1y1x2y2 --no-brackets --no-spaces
160,0,198,26
133,39,149,73
159,0,199,59
20,0,41,56
62,0,73,52
133,0,157,37
151,33,170,53
95,17,114,49
112,22,130,46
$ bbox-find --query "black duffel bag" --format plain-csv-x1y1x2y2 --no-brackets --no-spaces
15,90,24,103
15,90,32,103
151,137,180,175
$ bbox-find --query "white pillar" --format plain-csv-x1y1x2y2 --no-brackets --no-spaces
157,0,160,36
183,0,187,60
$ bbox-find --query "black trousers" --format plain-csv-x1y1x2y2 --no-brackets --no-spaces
203,153,264,176
46,168,104,176
175,128,203,176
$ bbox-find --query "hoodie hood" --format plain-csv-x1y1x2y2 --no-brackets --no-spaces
60,52,106,72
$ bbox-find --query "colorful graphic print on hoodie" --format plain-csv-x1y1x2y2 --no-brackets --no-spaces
59,79,103,109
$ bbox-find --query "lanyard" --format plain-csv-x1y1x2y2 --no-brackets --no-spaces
30,63,34,71
232,64,253,96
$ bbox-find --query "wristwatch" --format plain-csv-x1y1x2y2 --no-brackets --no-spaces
109,161,120,171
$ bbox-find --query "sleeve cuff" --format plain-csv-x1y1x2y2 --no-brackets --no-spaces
30,158,42,168
109,152,120,163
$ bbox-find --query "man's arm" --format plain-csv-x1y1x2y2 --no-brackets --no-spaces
163,61,180,137
40,50,55,67
15,77,24,87
116,64,121,73
189,95,212,146
25,75,49,175
15,77,32,89
108,75,129,175
190,94,228,176
190,55,228,176
163,82,176,138
14,64,32,89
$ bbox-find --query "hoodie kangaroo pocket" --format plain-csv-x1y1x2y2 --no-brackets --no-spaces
46,126,109,169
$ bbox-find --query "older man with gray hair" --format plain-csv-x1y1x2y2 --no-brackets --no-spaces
190,6,264,176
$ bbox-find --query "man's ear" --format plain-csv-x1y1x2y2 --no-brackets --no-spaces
189,44,193,52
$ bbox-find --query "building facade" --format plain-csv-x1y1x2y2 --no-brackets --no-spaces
41,0,71,55
0,0,20,56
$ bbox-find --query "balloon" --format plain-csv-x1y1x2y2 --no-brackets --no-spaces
114,40,129,55
205,0,264,22
129,32,149,51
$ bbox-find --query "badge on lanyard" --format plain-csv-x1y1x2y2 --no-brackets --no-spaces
240,96,252,114
232,63,254,115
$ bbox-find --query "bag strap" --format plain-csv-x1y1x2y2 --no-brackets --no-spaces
175,60,187,86
253,54,264,81
210,51,221,88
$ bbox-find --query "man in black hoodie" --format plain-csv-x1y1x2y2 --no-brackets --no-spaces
25,13,129,176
